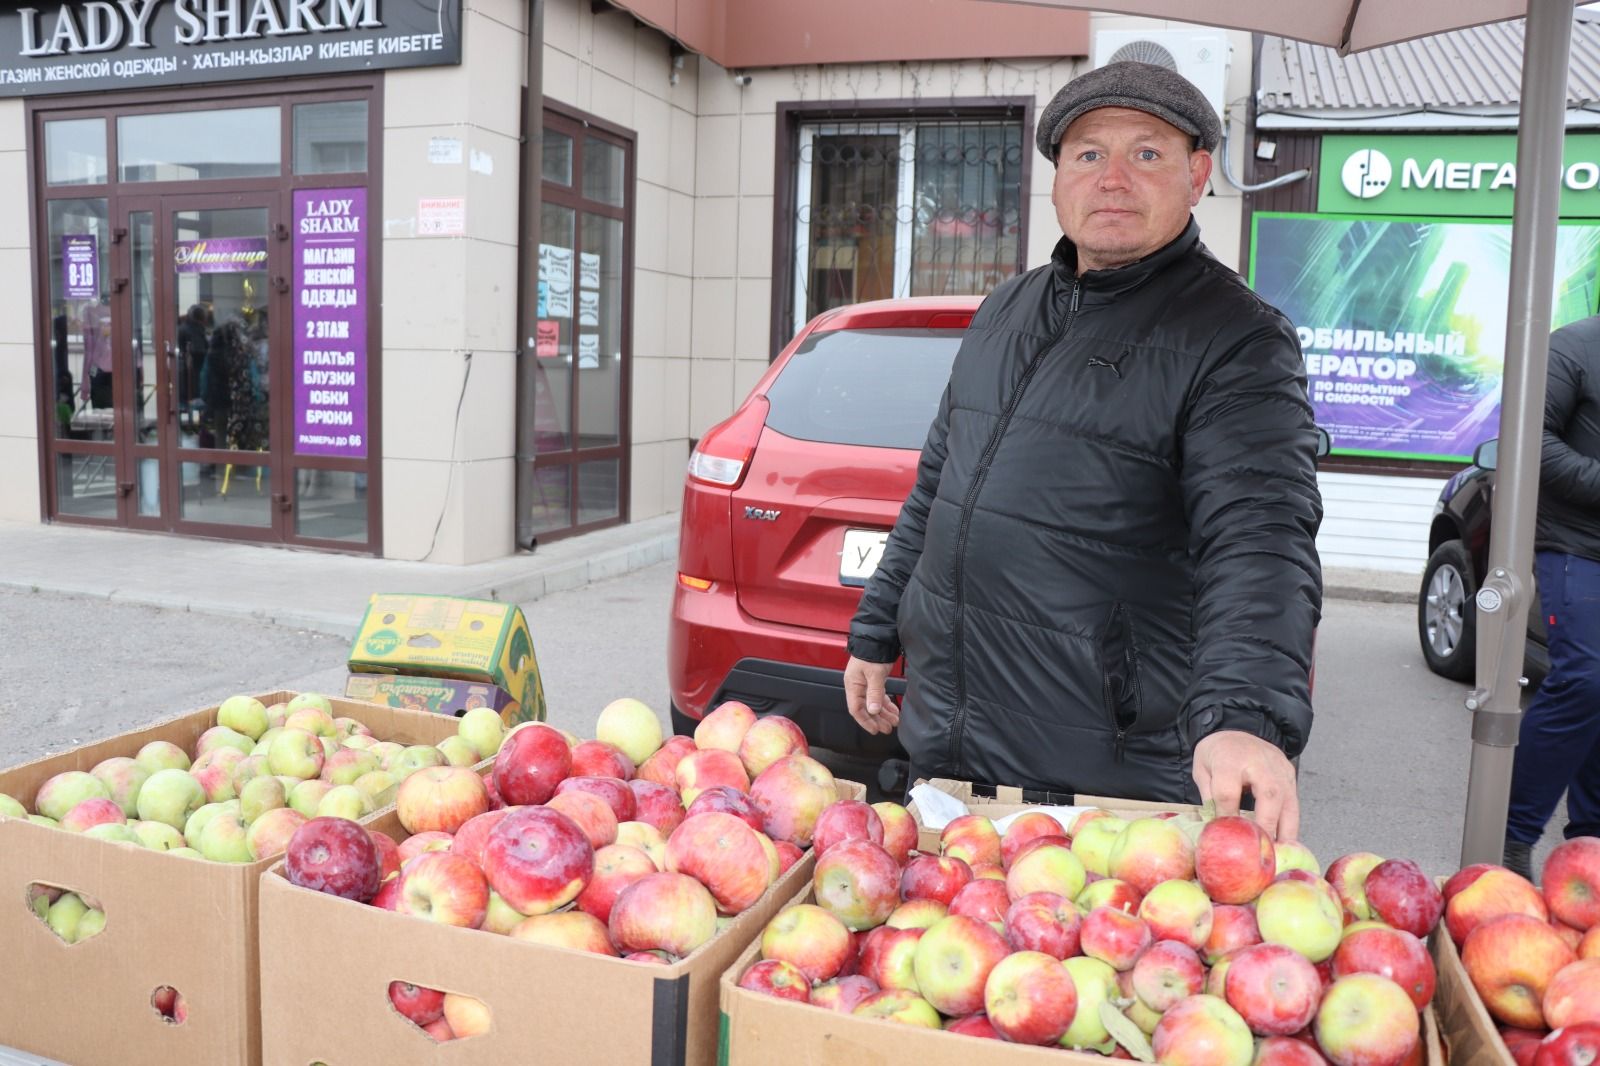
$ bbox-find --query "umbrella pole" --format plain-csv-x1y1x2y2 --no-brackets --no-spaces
1460,0,1572,868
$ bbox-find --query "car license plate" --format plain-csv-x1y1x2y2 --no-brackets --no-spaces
840,528,890,587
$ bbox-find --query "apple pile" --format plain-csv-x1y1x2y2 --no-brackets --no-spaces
279,699,840,1043
737,803,1445,1066
1443,838,1600,1066
27,885,106,944
0,692,508,865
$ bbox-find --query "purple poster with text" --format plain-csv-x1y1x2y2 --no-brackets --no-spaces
293,187,367,459
173,237,269,274
62,235,96,298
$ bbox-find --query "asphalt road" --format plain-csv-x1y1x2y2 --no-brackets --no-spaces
0,564,1567,878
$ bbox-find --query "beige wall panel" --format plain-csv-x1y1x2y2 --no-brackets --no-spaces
694,115,739,197
693,197,737,278
0,435,40,521
633,268,668,361
688,354,734,438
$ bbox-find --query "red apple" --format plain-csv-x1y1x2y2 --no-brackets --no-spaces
1365,859,1444,939
510,909,618,955
1081,905,1153,971
492,723,572,806
761,902,853,982
1326,853,1386,923
615,821,667,869
859,924,925,991
1542,958,1600,1029
449,808,512,870
872,801,918,865
814,838,900,930
812,800,884,856
1139,878,1215,951
888,898,950,931
627,779,686,835
1448,868,1549,945
546,789,620,850
1001,812,1067,869
482,806,594,916
675,748,749,806
984,949,1080,1045
1553,921,1586,952
637,735,698,787
1007,842,1088,903
1131,939,1206,1012
1196,816,1277,905
388,981,445,1026
1544,839,1600,932
1444,863,1499,902
367,829,401,881
421,1017,454,1043
748,754,836,847
1152,993,1255,1066
1255,1035,1332,1066
554,776,637,823
609,871,719,956
1078,877,1144,916
1224,943,1322,1036
396,851,490,928
1314,974,1420,1066
1005,891,1082,959
1204,904,1262,965
736,715,808,778
371,878,402,911
666,811,774,915
1463,913,1577,1029
1333,925,1436,1010
693,700,758,752
945,1012,1004,1040
1108,818,1196,896
949,877,1011,932
774,840,803,874
285,816,382,901
686,785,763,831
811,974,879,1014
738,958,811,1002
941,815,1002,869
912,914,1011,1017
853,989,942,1028
900,854,973,906
1535,1023,1600,1066
60,797,126,833
569,740,635,781
398,831,455,866
576,843,657,925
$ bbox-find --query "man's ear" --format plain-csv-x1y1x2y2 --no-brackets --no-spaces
1188,150,1214,206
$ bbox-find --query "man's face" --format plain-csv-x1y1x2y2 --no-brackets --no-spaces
1051,106,1212,274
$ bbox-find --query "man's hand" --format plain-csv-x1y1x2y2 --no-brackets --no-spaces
843,657,899,735
1192,730,1300,842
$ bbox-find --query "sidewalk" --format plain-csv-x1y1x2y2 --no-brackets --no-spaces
0,517,1416,637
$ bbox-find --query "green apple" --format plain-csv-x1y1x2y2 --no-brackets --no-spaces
0,793,26,819
135,740,191,774
133,820,187,851
135,769,207,831
240,776,288,823
287,692,335,718
74,907,107,942
266,728,325,780
46,893,88,941
333,717,373,741
435,735,481,768
1255,878,1345,963
25,814,58,829
369,741,404,770
390,745,446,781
83,823,142,845
340,734,377,752
90,757,151,817
352,770,398,810
246,807,308,860
1060,955,1120,1049
457,706,507,761
252,727,285,756
217,695,270,740
1070,816,1128,878
595,697,664,767
284,704,337,738
35,771,111,822
322,748,380,786
230,754,268,791
169,847,203,859
195,725,254,760
197,811,254,863
315,785,368,820
184,800,239,844
289,779,335,818
266,702,289,729
30,891,50,920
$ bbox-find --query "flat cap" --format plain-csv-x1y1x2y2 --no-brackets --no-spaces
1036,60,1221,162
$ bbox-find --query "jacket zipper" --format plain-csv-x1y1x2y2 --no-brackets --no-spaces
1101,602,1140,765
946,278,1082,775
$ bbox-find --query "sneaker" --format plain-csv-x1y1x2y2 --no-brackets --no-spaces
1504,838,1534,881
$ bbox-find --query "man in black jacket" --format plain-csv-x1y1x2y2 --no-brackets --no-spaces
1504,317,1600,877
842,61,1323,840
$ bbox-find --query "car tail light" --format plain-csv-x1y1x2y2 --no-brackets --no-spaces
678,574,714,591
686,396,769,489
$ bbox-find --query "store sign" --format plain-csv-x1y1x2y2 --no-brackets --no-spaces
1250,213,1600,461
0,0,461,96
173,236,267,273
61,234,96,297
1319,133,1600,217
293,186,366,459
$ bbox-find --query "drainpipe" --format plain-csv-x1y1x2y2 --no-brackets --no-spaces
515,0,546,551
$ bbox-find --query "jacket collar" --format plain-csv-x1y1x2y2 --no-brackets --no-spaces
1051,217,1201,298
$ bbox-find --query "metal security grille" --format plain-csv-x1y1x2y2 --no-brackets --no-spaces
792,117,1025,332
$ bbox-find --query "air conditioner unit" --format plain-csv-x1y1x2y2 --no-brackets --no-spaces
1092,29,1229,122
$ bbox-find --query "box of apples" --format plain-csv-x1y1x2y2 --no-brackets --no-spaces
257,699,865,1066
721,786,1447,1066
1428,840,1600,1066
0,689,482,1066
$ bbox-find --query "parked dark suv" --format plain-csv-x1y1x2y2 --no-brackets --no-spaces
1417,438,1550,683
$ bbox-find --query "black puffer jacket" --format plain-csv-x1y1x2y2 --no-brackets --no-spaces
1537,316,1600,563
847,220,1323,803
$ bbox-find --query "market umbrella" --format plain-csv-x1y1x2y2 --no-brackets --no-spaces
986,0,1582,866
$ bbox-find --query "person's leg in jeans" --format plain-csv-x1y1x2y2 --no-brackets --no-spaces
1507,552,1600,874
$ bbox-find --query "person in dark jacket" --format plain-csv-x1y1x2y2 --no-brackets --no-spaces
1504,316,1600,878
843,61,1323,840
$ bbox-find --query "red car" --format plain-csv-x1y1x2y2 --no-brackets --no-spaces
667,296,980,784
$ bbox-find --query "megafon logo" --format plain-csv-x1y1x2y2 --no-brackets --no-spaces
1341,149,1393,199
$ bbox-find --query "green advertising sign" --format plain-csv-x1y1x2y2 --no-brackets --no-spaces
1318,133,1600,217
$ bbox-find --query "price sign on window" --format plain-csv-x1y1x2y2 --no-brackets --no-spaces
62,235,97,298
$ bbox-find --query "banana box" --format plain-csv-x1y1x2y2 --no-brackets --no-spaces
346,593,546,724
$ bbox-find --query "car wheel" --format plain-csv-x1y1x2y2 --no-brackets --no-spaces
1418,540,1477,681
668,701,698,738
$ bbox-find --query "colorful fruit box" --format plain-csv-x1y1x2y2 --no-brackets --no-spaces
0,691,461,1066
343,672,520,721
720,880,1447,1066
906,777,1202,853
1429,923,1514,1065
257,779,866,1066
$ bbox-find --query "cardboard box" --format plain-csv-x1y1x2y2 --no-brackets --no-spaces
721,881,1448,1066
343,672,519,720
907,777,1202,853
347,594,546,724
259,779,866,1066
0,691,462,1066
1430,927,1513,1065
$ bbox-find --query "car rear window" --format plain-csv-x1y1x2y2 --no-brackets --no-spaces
763,327,964,450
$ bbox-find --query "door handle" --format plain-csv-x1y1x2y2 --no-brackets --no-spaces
164,341,177,420
273,276,289,294
273,493,291,513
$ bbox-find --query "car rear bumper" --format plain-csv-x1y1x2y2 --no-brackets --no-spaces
668,582,907,761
